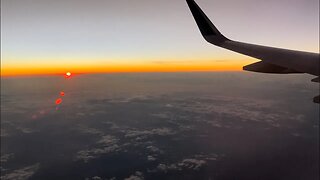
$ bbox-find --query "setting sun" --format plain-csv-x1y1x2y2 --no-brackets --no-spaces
64,72,72,78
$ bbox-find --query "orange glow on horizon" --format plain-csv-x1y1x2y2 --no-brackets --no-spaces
0,60,252,77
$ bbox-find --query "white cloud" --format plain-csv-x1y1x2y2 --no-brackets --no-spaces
178,159,206,170
1,153,14,163
173,96,306,128
97,135,119,145
75,135,120,162
151,153,223,173
152,158,206,173
194,153,220,161
125,128,175,138
124,171,144,180
76,144,120,163
156,164,168,172
85,176,118,180
146,146,162,154
16,127,34,134
76,126,104,135
155,163,181,173
147,155,156,161
91,176,102,180
1,163,40,180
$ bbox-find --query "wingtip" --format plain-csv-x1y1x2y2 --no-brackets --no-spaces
186,0,229,45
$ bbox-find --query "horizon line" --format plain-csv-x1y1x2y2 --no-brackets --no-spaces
1,69,244,78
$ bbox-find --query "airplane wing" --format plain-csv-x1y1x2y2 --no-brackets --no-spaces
186,0,319,76
186,0,319,103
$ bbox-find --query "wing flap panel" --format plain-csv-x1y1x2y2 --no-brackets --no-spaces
243,61,302,74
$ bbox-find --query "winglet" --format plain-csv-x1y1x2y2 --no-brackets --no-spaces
186,0,229,45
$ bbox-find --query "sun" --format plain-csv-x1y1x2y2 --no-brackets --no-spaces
65,72,72,78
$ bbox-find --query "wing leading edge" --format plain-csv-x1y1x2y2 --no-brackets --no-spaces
186,0,320,76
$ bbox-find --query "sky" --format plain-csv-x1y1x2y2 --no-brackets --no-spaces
1,0,319,76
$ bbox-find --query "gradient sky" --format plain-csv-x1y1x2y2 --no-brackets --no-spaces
1,0,319,76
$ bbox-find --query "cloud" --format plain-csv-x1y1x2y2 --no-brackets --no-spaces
147,155,157,161
75,127,170,163
146,146,163,154
152,159,206,173
150,113,170,119
77,126,104,135
76,145,120,163
91,176,103,180
97,135,119,145
154,163,182,173
0,153,14,164
1,122,36,137
156,164,169,172
0,128,10,137
16,127,34,134
124,171,144,180
151,153,222,173
75,135,120,162
194,153,220,161
1,163,40,180
125,128,175,138
86,176,117,180
88,96,152,105
178,159,206,170
172,96,306,128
